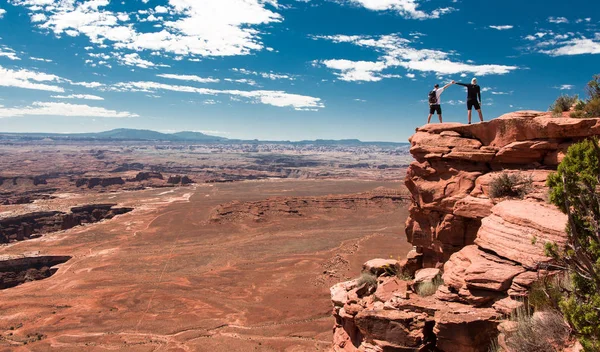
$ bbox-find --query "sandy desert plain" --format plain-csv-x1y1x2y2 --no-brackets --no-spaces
0,138,413,351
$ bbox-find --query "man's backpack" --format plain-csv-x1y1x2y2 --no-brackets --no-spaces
428,90,438,104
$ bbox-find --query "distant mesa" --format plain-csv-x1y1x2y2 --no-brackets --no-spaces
75,177,125,189
167,175,194,185
0,129,408,146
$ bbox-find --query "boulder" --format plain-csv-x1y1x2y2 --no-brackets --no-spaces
413,268,441,286
453,196,493,219
443,245,525,292
362,259,400,277
475,201,567,269
355,309,432,349
434,308,501,352
508,271,539,297
492,297,524,315
332,280,358,307
399,249,423,277
374,276,407,303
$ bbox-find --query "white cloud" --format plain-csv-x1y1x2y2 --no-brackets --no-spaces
554,84,574,90
541,37,600,56
224,78,258,86
314,34,518,81
157,73,219,83
0,102,137,118
12,0,283,61
51,94,104,100
0,46,20,60
397,59,516,75
71,81,105,88
0,8,6,18
232,68,296,81
489,25,513,30
342,0,453,19
30,56,52,62
548,17,569,24
318,59,387,81
110,81,324,110
117,53,169,68
0,65,64,92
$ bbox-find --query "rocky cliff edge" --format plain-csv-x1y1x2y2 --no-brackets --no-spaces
331,111,600,352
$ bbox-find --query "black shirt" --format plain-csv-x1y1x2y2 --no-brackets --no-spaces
456,83,481,102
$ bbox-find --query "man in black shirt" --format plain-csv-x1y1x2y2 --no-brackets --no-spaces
455,78,484,124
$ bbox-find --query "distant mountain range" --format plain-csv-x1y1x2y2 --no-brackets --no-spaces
0,129,408,146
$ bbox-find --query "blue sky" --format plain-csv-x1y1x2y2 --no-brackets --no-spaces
0,0,598,142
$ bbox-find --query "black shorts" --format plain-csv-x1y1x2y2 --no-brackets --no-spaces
429,104,442,115
467,100,481,110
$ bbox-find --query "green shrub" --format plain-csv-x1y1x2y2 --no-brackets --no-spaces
583,97,600,118
489,172,533,199
550,95,578,114
550,74,600,118
416,277,443,297
585,74,600,101
546,138,600,351
527,273,571,311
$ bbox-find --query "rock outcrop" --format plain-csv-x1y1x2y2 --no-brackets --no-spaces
404,111,597,266
210,189,408,223
127,171,164,182
0,204,133,243
167,175,195,185
75,177,125,188
0,254,71,289
332,111,599,351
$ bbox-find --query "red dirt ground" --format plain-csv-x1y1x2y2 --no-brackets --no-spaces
0,179,410,351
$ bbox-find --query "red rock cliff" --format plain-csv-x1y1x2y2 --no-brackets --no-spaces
332,111,600,352
405,111,600,266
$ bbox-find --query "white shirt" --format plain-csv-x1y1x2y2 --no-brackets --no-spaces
433,87,445,105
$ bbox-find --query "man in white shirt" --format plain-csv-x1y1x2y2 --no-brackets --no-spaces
427,81,455,124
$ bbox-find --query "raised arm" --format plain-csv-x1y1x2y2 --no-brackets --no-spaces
455,82,468,87
442,82,454,90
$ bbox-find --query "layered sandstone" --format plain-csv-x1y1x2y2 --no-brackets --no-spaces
0,204,133,243
210,188,408,223
404,111,597,266
332,111,599,351
0,254,71,289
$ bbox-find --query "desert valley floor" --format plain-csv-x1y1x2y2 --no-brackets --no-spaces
0,179,410,351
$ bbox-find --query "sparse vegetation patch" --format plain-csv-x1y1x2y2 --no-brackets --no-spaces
489,172,533,199
357,272,378,289
550,94,579,114
416,277,443,297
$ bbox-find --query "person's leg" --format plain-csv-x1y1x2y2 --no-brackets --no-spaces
477,109,484,122
427,113,433,124
467,109,472,124
439,114,443,123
